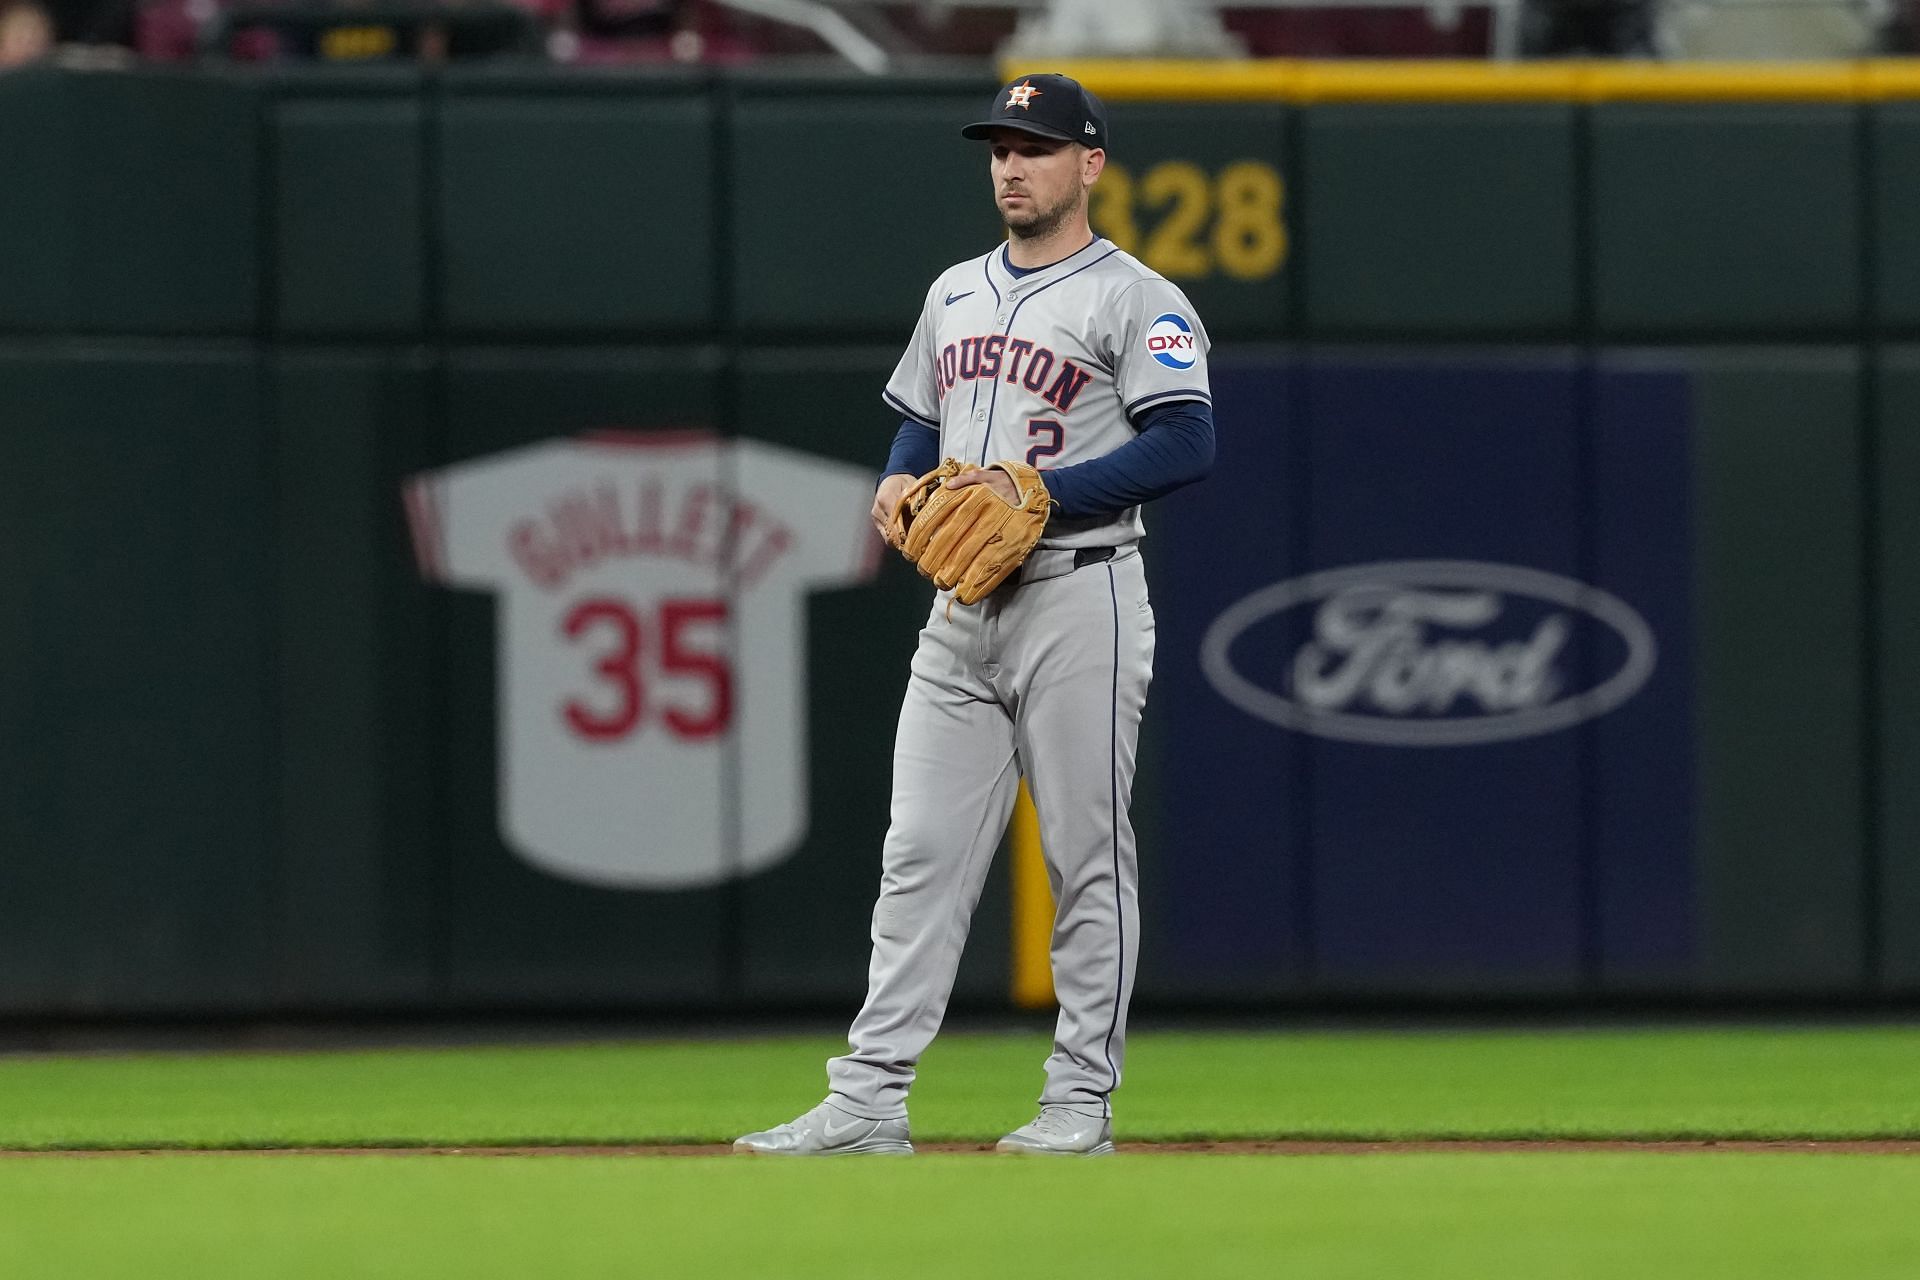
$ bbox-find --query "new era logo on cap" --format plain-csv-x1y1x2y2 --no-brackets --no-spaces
961,73,1110,152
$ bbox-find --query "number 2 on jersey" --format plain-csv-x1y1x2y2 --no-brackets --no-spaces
561,597,732,743
1026,418,1064,467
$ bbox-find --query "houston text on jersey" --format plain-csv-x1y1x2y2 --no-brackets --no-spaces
934,336,1096,412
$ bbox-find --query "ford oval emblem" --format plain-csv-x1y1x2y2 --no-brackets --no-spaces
1198,560,1658,747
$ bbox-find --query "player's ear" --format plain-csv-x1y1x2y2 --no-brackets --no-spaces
1082,146,1106,185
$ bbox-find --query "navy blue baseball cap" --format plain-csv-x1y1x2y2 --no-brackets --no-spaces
961,73,1110,151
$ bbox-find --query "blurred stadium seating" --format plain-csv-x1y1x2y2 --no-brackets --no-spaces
0,0,1906,67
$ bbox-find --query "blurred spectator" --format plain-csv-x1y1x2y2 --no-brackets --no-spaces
557,0,757,64
182,0,553,62
1523,0,1655,55
1002,0,1242,58
41,0,133,43
573,0,673,41
1225,4,1494,56
871,2,1011,59
0,0,55,63
1885,0,1920,51
133,0,204,61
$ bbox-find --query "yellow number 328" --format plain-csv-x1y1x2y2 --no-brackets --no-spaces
1091,160,1288,283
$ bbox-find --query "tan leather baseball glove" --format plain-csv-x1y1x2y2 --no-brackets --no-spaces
885,457,1052,605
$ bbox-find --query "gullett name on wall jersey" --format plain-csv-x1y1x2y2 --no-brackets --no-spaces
507,469,796,594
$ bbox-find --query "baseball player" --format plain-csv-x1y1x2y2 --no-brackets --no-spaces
735,73,1214,1156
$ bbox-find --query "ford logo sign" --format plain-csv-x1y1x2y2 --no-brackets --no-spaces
1198,560,1658,747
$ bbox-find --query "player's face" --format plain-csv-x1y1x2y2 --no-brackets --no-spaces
989,129,1102,239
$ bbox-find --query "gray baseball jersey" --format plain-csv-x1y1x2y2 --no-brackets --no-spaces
882,237,1212,548
824,237,1213,1127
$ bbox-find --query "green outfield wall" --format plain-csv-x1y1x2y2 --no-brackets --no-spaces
0,63,1913,1014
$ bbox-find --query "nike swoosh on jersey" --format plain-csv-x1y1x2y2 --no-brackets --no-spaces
944,291,975,306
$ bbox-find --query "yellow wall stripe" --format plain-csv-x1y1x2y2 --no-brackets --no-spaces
1008,780,1057,1009
1001,58,1920,104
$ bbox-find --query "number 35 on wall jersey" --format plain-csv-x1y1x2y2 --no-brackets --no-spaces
406,433,880,891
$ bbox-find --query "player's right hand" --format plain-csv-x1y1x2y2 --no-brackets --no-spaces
872,472,915,540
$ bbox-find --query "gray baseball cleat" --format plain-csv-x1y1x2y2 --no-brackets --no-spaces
732,1100,914,1156
995,1106,1116,1156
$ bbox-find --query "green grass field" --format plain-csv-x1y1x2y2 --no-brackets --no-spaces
2,1025,1916,1277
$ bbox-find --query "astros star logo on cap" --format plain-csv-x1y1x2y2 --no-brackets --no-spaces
1005,80,1042,110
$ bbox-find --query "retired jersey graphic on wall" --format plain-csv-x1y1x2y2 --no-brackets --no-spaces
406,432,880,890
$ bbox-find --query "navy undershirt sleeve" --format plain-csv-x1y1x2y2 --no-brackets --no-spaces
1041,399,1215,519
881,419,940,484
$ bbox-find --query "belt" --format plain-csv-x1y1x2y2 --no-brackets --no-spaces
1012,543,1132,587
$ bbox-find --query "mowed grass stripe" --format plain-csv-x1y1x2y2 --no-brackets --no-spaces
2,1154,1919,1279
0,1027,1916,1149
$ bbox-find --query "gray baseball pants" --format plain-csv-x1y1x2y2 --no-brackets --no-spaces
826,545,1154,1121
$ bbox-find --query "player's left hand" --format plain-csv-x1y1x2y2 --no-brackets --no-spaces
890,458,1051,605
944,466,1020,504
873,472,916,539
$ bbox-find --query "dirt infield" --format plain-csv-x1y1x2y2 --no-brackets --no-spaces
8,1139,1920,1158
